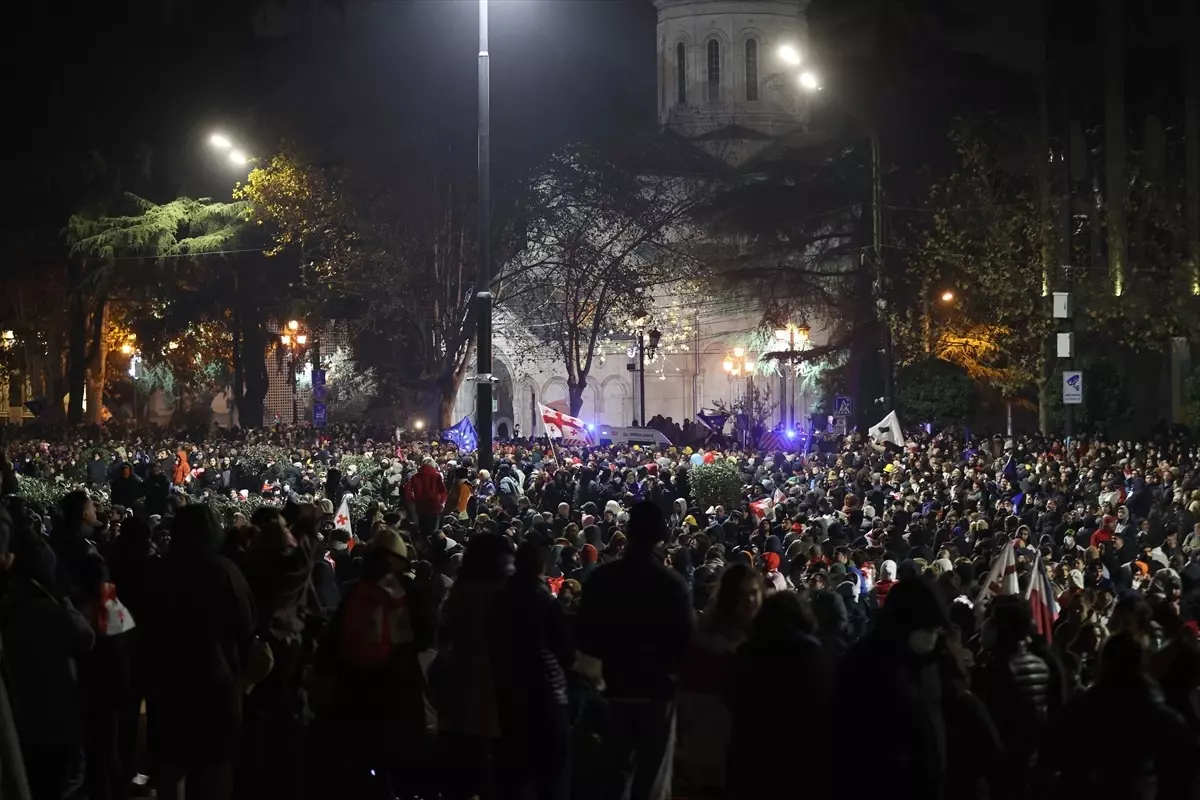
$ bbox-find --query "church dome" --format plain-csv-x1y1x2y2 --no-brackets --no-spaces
654,0,810,150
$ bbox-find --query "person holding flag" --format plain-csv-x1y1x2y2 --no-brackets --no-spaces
538,403,592,446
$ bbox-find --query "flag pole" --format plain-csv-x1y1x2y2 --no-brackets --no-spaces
546,432,560,466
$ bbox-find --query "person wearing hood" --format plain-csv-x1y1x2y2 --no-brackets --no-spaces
833,579,1001,800
579,543,600,583
870,559,899,612
760,552,789,592
144,504,256,800
109,460,142,510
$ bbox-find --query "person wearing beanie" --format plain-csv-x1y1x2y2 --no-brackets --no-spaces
871,559,898,612
761,552,789,592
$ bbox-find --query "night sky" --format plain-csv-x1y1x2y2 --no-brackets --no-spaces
2,0,1188,250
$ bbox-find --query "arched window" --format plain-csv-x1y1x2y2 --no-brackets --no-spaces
706,39,721,103
676,42,687,104
745,38,759,101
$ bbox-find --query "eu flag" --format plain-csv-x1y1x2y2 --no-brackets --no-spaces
442,416,478,452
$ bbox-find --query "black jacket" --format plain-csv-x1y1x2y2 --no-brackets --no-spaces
972,645,1051,798
577,552,693,700
145,549,256,765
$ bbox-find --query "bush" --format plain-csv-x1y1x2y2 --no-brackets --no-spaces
689,459,743,510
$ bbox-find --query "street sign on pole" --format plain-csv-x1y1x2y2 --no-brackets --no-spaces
1062,371,1083,405
313,403,327,428
312,369,326,387
834,395,852,418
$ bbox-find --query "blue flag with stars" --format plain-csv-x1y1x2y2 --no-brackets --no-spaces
442,416,478,452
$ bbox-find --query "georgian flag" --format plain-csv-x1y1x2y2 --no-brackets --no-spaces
334,494,357,551
1025,550,1060,641
539,403,592,444
975,539,1019,619
97,582,136,636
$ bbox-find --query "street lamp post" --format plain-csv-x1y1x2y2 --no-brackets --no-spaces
628,328,662,426
769,323,809,430
281,320,309,425
723,348,756,443
475,0,494,471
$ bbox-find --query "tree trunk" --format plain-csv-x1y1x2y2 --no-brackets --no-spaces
568,375,588,417
43,309,65,423
66,266,87,425
1037,373,1050,434
438,389,457,430
1104,0,1127,296
85,303,109,425
235,314,268,429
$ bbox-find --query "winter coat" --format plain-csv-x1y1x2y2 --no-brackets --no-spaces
489,573,571,731
172,450,190,486
436,579,507,738
727,630,833,798
1039,677,1195,800
972,645,1052,797
87,458,108,485
110,467,143,509
577,553,694,700
0,574,95,747
144,548,256,765
0,632,31,800
405,464,449,516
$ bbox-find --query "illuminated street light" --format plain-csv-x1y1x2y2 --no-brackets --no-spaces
941,290,955,303
295,334,307,345
778,44,801,66
120,343,134,355
209,133,232,150
723,358,735,373
228,149,249,166
733,346,745,358
280,334,291,345
413,419,426,431
799,71,821,91
168,341,180,350
288,320,300,332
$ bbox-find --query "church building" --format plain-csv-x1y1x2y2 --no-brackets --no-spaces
450,0,833,439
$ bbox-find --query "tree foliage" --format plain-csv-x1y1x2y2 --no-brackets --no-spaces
895,119,1052,405
897,357,973,428
236,150,532,426
507,142,709,415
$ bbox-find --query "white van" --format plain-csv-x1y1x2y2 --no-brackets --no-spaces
592,426,674,448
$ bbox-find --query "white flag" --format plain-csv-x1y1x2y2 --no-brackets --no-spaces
333,494,353,535
869,410,904,446
539,403,592,443
976,539,1019,618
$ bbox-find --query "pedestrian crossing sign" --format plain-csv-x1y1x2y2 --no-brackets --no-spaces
834,395,852,417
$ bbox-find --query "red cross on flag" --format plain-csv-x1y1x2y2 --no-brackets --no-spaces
539,403,592,444
97,582,136,636
334,495,353,534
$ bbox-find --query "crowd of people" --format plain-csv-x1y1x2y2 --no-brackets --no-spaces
2,420,1200,800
